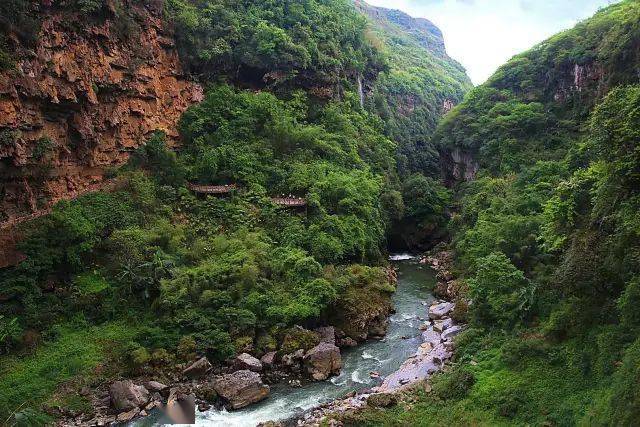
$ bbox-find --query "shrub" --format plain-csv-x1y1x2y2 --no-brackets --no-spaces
176,336,196,362
432,366,475,400
280,328,320,355
467,252,535,329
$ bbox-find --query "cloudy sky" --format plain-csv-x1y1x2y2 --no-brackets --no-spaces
366,0,618,84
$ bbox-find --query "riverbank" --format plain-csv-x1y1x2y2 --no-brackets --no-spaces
288,250,466,426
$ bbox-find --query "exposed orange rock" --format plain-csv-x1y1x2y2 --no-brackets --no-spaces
0,5,202,223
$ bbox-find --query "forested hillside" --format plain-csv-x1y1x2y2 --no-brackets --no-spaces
351,1,640,425
354,1,472,249
0,1,468,424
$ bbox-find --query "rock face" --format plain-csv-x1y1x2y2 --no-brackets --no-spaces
304,343,342,381
213,370,270,410
183,357,212,379
235,353,263,372
0,4,202,226
109,380,149,412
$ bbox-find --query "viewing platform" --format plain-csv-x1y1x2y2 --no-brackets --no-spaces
188,184,238,195
271,197,307,207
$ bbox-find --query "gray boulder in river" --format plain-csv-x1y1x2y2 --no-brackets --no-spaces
213,370,270,409
109,380,149,411
428,301,455,320
303,342,342,380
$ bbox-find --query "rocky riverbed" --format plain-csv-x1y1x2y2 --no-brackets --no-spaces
56,254,461,426
290,250,465,426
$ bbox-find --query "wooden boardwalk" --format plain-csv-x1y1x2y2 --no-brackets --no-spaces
271,197,307,207
188,184,238,194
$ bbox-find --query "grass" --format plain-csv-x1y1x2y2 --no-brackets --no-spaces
0,321,140,420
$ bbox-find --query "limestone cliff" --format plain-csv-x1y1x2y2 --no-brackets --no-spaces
0,4,202,223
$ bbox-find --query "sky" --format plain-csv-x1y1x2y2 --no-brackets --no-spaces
366,0,618,85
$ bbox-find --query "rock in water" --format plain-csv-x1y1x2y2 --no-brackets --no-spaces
109,380,149,411
428,302,455,320
116,407,140,423
304,343,342,381
235,353,263,372
213,370,270,409
183,357,212,379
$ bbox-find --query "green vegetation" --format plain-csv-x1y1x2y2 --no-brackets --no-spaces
358,3,472,177
0,85,400,420
353,1,640,425
0,0,468,422
164,0,385,90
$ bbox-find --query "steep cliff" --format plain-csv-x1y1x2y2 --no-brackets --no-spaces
356,0,472,177
0,3,202,224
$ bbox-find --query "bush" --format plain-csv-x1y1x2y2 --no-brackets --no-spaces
467,252,535,329
607,337,640,424
432,366,475,400
280,328,320,355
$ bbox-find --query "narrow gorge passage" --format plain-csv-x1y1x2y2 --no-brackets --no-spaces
137,256,436,427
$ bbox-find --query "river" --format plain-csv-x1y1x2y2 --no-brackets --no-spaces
140,254,435,426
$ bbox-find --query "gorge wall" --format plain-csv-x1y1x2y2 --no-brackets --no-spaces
0,4,202,225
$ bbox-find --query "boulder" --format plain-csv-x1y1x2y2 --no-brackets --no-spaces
304,343,342,381
116,407,140,423
260,351,277,367
337,337,358,348
213,370,270,409
109,380,149,411
235,353,263,372
281,349,304,366
421,328,441,347
428,302,455,320
433,318,453,333
183,357,212,379
315,326,336,344
145,381,168,393
442,325,464,341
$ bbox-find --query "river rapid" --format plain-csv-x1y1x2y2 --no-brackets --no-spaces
142,254,435,426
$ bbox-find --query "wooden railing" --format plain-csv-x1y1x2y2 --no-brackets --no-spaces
188,184,238,194
271,197,307,207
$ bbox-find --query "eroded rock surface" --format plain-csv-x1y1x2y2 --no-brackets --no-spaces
213,370,270,410
304,343,342,381
109,380,149,412
0,4,202,224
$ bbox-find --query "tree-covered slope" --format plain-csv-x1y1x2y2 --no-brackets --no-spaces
0,0,471,422
349,1,640,425
356,0,472,177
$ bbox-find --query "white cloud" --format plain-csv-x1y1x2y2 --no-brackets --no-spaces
365,0,618,84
